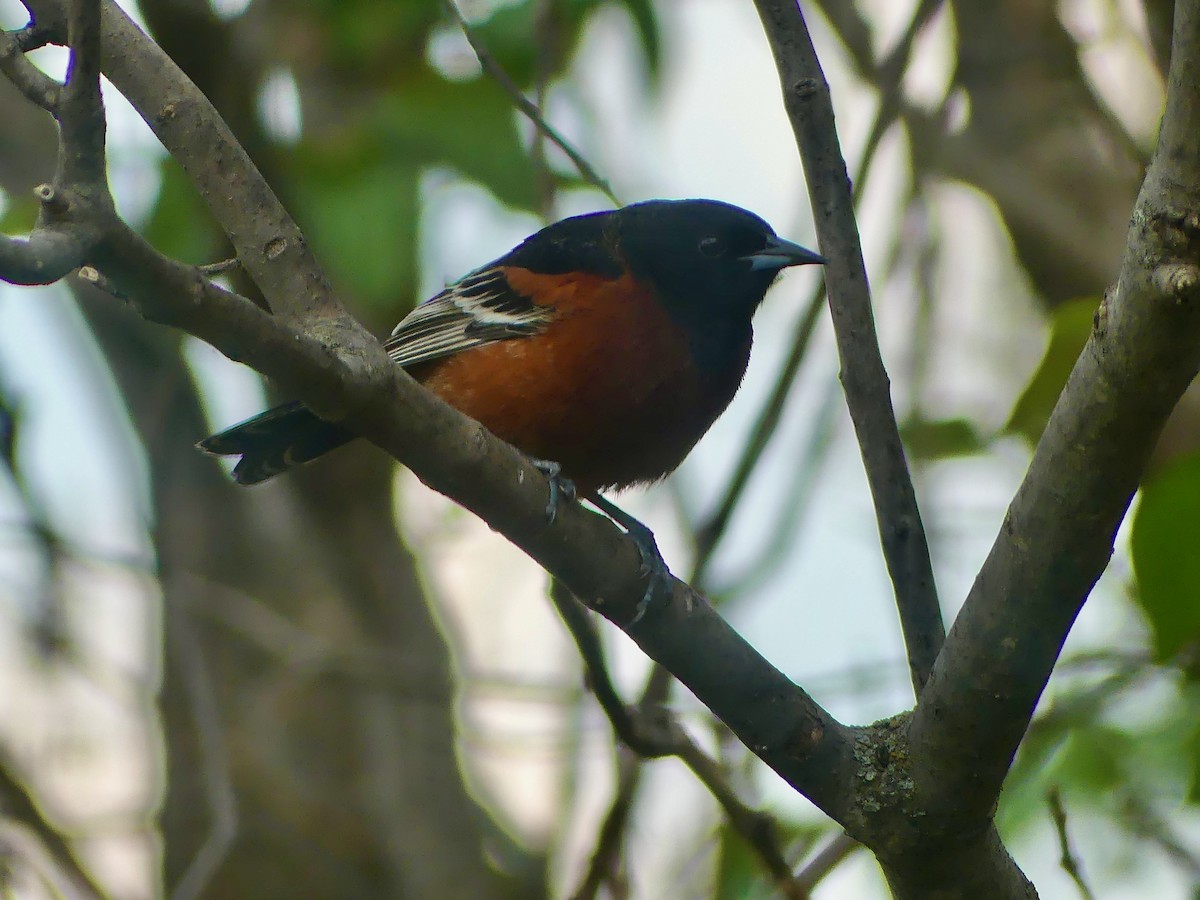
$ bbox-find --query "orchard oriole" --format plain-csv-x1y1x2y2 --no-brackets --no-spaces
199,199,823,574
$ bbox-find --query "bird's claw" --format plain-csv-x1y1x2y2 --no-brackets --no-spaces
626,524,672,626
531,458,577,524
586,493,672,626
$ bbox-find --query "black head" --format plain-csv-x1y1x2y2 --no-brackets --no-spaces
501,199,824,372
613,199,822,309
614,199,824,370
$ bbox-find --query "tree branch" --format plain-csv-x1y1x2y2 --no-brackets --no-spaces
571,750,639,900
0,27,61,110
752,0,944,695
0,220,88,284
163,596,238,900
794,831,858,895
1046,789,1095,900
907,0,1200,848
4,0,862,836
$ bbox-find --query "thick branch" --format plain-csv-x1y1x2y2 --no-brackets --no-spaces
25,0,339,325
0,227,87,283
909,0,1200,838
3,0,864,831
752,0,944,695
0,27,61,110
57,0,105,186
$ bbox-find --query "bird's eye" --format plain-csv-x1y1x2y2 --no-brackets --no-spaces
698,236,724,257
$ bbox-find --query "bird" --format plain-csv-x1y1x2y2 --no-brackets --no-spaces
199,199,824,499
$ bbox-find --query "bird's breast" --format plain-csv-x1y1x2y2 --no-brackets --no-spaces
412,269,751,492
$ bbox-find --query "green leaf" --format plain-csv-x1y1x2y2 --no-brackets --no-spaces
1131,452,1200,661
476,0,661,85
1005,297,1097,444
616,0,662,76
713,825,760,900
901,416,985,460
0,195,37,235
1055,728,1134,792
372,71,539,211
310,0,440,70
289,158,420,317
713,817,825,900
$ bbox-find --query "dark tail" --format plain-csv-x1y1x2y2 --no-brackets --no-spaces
197,401,355,485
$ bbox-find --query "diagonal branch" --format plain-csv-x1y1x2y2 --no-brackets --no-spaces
906,0,1200,830
571,750,640,900
0,219,88,284
752,0,944,696
0,27,61,110
22,0,343,326
693,0,931,572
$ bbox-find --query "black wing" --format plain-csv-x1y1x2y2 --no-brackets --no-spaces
384,266,555,368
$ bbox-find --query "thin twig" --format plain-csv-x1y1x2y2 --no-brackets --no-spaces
571,750,640,900
692,0,938,591
442,0,620,206
692,278,827,577
0,29,62,111
1046,789,1096,900
754,0,944,696
550,580,670,756
1120,793,1200,881
164,589,239,900
550,583,805,896
198,257,241,276
530,0,559,220
78,265,128,299
717,373,841,598
674,739,807,898
794,831,859,894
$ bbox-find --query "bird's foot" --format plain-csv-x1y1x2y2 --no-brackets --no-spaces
531,458,577,524
587,493,672,625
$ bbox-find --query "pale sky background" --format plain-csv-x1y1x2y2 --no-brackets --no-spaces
0,0,1192,897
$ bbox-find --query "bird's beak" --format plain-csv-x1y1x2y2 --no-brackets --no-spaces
742,235,827,271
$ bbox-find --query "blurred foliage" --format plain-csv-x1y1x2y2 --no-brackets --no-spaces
143,159,224,265
713,816,825,899
0,193,37,235
476,0,660,83
1005,298,1098,445
900,415,984,461
1132,453,1200,662
142,0,659,314
1000,669,1200,872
